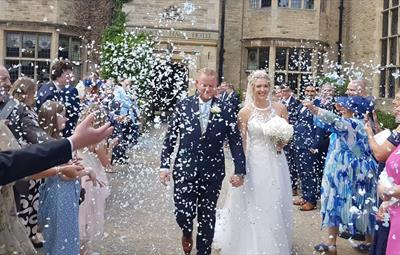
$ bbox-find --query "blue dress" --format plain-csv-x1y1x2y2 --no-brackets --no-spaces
38,176,81,255
316,109,378,235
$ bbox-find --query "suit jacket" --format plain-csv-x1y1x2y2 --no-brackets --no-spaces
284,96,301,125
36,82,81,137
293,99,321,150
221,91,241,116
160,95,246,184
0,139,72,185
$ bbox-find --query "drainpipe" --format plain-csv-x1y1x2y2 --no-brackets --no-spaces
218,0,226,83
337,0,344,74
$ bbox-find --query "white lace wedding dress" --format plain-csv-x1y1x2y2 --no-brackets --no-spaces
213,106,293,255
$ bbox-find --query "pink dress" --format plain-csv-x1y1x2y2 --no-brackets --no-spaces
78,149,110,244
385,146,400,255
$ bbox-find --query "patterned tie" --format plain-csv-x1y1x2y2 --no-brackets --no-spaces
199,102,210,134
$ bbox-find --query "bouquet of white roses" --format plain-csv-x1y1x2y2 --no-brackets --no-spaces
262,116,294,151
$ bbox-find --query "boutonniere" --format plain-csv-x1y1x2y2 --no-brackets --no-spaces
210,105,221,114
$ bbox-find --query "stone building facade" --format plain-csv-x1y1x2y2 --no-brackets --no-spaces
0,0,112,82
123,0,221,90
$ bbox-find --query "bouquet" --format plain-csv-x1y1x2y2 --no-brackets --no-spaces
262,116,294,153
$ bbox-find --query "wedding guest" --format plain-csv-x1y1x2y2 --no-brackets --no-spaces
36,60,81,137
292,85,321,210
280,85,301,196
376,158,400,255
311,84,336,194
220,82,241,116
112,78,138,164
9,78,49,248
303,96,378,255
37,101,96,255
366,91,400,255
78,105,116,254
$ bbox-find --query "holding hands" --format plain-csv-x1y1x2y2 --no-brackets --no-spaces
229,175,244,187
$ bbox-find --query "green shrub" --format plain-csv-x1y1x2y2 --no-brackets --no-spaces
376,109,397,130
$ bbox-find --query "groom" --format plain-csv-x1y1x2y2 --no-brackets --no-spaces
160,68,246,255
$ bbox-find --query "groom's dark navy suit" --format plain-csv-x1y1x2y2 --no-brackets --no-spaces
161,95,245,255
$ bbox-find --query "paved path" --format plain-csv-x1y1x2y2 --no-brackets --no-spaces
93,125,363,255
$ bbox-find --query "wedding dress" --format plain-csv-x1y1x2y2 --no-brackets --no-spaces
214,105,293,255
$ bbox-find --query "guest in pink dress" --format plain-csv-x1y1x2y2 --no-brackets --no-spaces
378,144,400,255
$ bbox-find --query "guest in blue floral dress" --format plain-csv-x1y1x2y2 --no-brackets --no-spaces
303,96,378,254
37,101,96,255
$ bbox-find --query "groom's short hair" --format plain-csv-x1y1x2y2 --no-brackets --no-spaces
197,68,217,79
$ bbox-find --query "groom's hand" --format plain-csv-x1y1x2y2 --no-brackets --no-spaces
159,170,171,186
230,175,244,187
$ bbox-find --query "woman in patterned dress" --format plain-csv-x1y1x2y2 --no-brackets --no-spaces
304,96,378,255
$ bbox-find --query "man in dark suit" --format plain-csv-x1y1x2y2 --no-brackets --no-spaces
0,114,114,186
159,68,246,255
220,82,241,117
36,60,81,137
280,85,301,195
292,85,321,211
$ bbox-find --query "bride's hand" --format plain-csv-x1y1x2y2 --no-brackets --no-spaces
275,141,285,153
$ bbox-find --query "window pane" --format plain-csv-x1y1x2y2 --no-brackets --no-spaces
393,0,399,7
383,11,389,37
6,33,20,57
250,0,259,8
275,73,285,86
261,0,271,7
288,48,299,71
275,48,287,70
381,39,388,66
380,69,386,97
5,60,20,83
58,36,69,59
390,37,397,64
20,61,35,78
247,49,258,70
291,0,301,8
38,34,51,59
22,33,36,58
278,0,289,7
391,8,398,35
300,74,312,95
301,49,312,72
37,61,51,83
388,67,396,98
304,0,314,9
288,73,298,93
70,39,81,61
384,0,389,9
259,48,269,70
72,64,81,84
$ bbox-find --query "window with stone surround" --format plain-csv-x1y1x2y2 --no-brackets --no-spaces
250,0,272,9
278,0,314,9
275,47,313,95
58,35,83,82
381,0,399,98
247,47,270,70
5,32,51,82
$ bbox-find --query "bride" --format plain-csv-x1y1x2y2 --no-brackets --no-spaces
213,70,293,254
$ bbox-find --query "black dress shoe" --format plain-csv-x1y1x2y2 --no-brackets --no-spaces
32,241,43,248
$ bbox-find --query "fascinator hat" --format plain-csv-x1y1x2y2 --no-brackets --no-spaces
335,96,374,118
